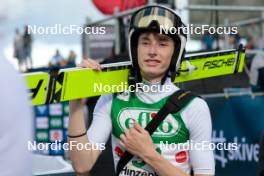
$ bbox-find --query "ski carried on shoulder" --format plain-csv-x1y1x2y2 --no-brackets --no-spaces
23,46,245,105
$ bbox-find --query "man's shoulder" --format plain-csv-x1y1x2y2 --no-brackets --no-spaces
180,96,212,130
170,87,206,107
182,96,209,113
94,94,113,112
98,94,114,102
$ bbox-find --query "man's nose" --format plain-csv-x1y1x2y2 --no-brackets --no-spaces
148,43,158,57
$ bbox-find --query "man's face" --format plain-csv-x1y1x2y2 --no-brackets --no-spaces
137,32,175,82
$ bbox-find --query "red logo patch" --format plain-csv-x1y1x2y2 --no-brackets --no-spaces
150,113,156,119
175,151,188,163
115,147,124,157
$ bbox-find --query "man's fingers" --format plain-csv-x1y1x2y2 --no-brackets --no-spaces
119,140,125,148
78,60,91,68
120,134,126,141
95,64,102,71
78,58,102,71
134,121,144,133
124,129,131,138
86,58,102,69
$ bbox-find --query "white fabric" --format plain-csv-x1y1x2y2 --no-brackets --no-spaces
250,53,264,86
87,78,215,175
32,154,73,175
0,53,33,176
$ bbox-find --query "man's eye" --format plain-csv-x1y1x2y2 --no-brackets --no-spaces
160,43,168,46
141,42,149,45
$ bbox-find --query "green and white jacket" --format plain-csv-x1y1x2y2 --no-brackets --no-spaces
87,78,215,175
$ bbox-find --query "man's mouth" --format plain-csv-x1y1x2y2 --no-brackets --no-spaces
144,59,161,66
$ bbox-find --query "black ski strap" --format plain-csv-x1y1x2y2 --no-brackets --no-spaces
45,67,60,104
115,89,196,176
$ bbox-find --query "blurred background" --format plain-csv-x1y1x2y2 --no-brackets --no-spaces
1,0,264,175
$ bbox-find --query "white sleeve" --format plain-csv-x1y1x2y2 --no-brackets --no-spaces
181,98,215,175
87,94,113,144
249,54,260,85
250,54,264,86
0,57,33,176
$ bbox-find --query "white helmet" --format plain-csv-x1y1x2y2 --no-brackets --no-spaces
128,5,187,83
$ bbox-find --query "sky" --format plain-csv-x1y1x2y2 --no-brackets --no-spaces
0,0,105,68
0,0,202,69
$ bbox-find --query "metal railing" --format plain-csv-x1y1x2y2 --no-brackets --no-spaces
186,5,264,12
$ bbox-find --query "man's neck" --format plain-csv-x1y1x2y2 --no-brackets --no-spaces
143,78,162,84
141,74,164,84
142,78,161,85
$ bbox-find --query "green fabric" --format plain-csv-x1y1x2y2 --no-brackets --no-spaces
111,92,193,144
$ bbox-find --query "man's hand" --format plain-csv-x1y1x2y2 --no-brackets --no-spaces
119,121,191,176
119,121,156,159
78,58,102,71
